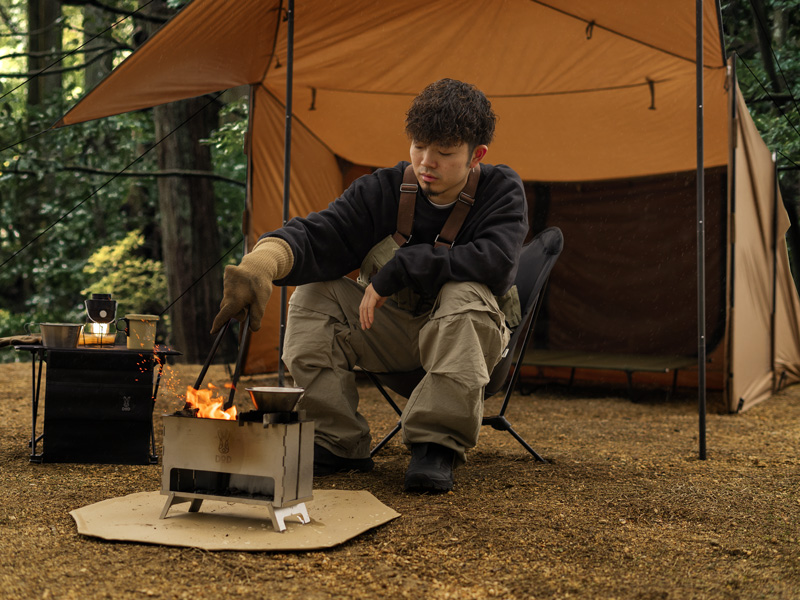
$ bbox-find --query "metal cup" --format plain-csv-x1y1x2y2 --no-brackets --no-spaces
115,314,159,350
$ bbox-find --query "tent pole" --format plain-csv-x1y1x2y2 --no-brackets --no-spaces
696,0,707,460
278,0,295,387
727,58,738,412
771,152,779,393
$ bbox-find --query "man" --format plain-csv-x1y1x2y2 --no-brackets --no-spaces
212,79,528,493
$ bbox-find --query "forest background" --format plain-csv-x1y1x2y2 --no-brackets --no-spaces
0,0,799,364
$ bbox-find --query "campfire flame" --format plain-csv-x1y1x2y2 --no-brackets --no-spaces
184,383,237,420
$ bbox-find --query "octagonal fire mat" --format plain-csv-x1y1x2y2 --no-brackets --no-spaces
70,490,400,551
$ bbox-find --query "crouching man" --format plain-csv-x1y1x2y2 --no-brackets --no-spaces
212,79,528,493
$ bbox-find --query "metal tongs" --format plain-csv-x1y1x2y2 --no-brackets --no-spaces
181,313,251,413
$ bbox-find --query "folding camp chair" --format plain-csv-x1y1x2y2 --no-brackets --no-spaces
364,226,564,462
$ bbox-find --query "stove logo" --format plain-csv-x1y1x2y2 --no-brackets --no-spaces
121,396,132,412
216,429,232,462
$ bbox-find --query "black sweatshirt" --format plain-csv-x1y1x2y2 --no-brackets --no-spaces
265,161,528,301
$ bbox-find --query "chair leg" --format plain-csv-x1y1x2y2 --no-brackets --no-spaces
365,371,547,462
364,371,403,415
370,421,402,457
482,415,547,463
668,368,679,401
364,371,406,457
625,370,639,402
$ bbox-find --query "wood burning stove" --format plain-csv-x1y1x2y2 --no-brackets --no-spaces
156,316,312,532
159,410,314,532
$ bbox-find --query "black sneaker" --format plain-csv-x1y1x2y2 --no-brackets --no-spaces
404,443,455,493
313,444,374,477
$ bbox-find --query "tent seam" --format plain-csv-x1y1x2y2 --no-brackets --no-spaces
259,84,340,160
292,79,681,100
257,0,286,84
528,0,727,68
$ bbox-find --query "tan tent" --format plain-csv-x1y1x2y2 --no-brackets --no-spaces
57,0,800,412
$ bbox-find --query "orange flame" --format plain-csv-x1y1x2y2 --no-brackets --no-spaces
184,383,238,420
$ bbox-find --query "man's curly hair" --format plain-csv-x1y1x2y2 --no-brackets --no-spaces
405,79,496,150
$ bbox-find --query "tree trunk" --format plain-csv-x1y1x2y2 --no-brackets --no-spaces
153,98,223,363
20,0,62,309
82,4,115,90
27,0,61,106
135,0,224,363
749,0,784,92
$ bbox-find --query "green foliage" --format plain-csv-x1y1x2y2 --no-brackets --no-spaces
0,1,243,360
722,0,800,175
0,100,160,318
0,307,27,339
81,229,166,317
203,93,248,263
0,307,28,363
721,0,800,295
0,308,15,333
0,3,245,342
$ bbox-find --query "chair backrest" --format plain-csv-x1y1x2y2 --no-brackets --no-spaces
370,227,564,400
484,226,564,397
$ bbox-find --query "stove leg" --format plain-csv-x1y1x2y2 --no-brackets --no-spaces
148,421,158,464
270,502,310,532
159,493,204,519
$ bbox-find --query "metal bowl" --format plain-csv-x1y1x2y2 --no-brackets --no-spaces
40,323,83,348
246,387,304,412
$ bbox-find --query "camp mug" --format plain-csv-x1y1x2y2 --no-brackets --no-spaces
115,314,159,350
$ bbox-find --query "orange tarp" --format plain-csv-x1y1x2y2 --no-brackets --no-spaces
57,0,800,411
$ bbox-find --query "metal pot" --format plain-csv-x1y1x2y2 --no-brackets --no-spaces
25,323,83,348
190,315,304,414
246,387,304,412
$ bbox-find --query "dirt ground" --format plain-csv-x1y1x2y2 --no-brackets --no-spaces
1,358,799,600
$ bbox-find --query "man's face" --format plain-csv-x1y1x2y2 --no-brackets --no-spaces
409,141,487,206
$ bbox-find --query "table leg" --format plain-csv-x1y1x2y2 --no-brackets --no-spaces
30,350,44,462
149,354,166,463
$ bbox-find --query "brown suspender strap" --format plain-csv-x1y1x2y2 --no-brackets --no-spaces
434,166,480,248
393,164,480,248
392,165,418,246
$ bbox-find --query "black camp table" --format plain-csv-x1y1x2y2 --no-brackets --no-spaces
14,343,180,463
521,350,697,399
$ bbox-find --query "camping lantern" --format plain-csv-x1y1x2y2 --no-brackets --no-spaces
83,293,118,346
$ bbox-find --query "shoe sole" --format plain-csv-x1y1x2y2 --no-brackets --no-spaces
314,460,374,477
404,473,453,493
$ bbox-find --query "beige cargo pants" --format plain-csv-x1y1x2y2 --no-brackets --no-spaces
283,277,510,466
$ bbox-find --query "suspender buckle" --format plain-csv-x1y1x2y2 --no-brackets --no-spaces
393,231,412,246
434,234,454,248
458,191,475,206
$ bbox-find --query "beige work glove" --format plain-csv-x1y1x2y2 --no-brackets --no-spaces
0,334,42,347
211,237,294,333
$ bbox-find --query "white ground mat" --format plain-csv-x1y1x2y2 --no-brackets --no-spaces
70,489,400,551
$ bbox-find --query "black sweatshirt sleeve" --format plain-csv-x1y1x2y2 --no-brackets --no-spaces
265,164,405,286
264,162,528,300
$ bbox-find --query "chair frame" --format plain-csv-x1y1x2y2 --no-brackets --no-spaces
365,226,564,463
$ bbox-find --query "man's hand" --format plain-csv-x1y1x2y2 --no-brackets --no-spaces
211,264,272,333
359,284,387,330
210,238,294,334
